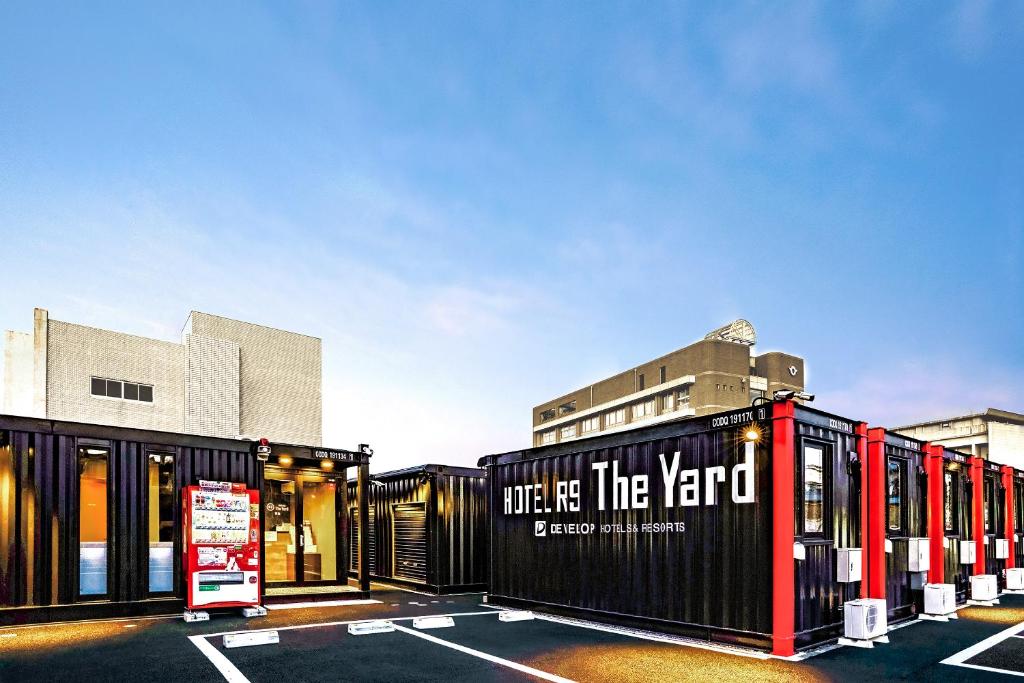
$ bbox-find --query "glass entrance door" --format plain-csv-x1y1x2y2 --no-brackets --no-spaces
264,467,342,586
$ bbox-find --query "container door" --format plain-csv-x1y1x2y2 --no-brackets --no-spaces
392,503,427,583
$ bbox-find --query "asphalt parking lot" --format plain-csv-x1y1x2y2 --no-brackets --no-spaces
5,587,1024,681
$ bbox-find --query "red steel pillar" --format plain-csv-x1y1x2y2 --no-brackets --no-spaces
866,428,887,600
1002,465,1015,569
925,444,945,584
970,456,985,576
771,400,796,657
856,423,869,599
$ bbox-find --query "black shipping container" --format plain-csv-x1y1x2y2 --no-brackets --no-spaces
479,400,867,655
0,413,372,625
982,461,1007,586
346,464,487,594
866,430,928,621
939,448,974,603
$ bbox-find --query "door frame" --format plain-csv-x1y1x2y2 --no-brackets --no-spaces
263,466,346,588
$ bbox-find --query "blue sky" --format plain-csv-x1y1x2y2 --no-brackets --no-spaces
1,2,1021,469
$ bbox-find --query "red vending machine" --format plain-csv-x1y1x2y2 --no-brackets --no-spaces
182,480,265,621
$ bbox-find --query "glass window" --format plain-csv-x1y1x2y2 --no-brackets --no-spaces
631,400,655,421
803,445,824,534
663,393,675,412
302,481,337,581
560,425,576,440
139,385,153,402
0,439,13,605
105,380,122,399
79,447,109,597
605,409,625,427
659,366,666,384
581,417,600,434
984,478,992,533
91,377,106,396
638,374,645,391
124,383,139,401
148,453,175,593
540,430,555,445
944,471,956,533
888,459,903,532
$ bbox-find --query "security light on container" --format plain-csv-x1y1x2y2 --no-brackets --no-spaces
743,424,762,443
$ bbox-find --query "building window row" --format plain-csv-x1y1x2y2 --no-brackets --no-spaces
632,399,655,421
561,425,577,440
91,377,153,403
540,430,556,445
581,416,600,434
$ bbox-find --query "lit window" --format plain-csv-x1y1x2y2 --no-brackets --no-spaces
888,459,904,532
148,453,175,593
540,430,556,445
561,425,576,440
79,447,109,597
581,417,600,434
605,409,625,427
803,444,824,534
632,400,655,421
944,471,956,533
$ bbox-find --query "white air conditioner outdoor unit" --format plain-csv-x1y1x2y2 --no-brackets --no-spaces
1008,568,1024,590
971,574,998,602
908,538,930,572
837,548,862,583
923,583,957,616
844,599,888,641
996,538,1010,559
960,540,977,565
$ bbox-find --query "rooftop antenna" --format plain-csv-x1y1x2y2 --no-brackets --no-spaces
704,319,756,346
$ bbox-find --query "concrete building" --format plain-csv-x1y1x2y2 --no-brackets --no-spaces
531,320,804,447
1,308,321,445
894,409,1024,469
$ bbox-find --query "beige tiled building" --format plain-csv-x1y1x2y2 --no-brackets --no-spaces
2,308,321,445
532,320,804,447
894,409,1024,469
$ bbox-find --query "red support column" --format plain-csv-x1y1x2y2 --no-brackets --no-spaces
856,423,869,599
771,400,796,658
970,456,985,576
1002,465,1015,570
925,444,945,584
866,428,887,600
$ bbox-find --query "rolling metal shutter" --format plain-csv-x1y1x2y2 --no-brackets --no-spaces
393,503,427,583
349,507,376,574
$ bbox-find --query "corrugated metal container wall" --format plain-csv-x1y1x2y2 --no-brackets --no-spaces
793,410,863,648
880,434,927,621
0,415,257,623
434,471,487,592
1015,471,1024,569
941,449,973,603
983,462,1006,583
486,406,775,649
348,467,487,593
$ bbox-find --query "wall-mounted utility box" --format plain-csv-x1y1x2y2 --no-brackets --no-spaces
837,548,862,583
908,538,930,572
960,540,977,565
996,538,1010,559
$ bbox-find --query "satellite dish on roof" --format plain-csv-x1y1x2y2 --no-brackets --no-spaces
704,319,756,346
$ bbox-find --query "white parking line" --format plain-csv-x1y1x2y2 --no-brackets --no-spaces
391,623,576,683
265,599,381,610
188,635,252,683
941,618,1024,677
203,610,501,638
